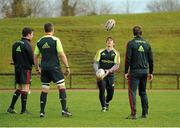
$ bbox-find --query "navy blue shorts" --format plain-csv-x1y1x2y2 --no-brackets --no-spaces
41,67,64,85
15,68,32,85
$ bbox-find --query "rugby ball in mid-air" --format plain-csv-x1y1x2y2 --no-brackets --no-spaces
96,69,105,79
105,19,115,31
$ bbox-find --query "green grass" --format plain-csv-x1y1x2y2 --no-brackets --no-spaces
0,90,180,127
0,73,178,89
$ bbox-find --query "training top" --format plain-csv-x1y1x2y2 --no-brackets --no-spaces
94,48,119,75
12,38,34,70
125,36,153,74
34,35,63,69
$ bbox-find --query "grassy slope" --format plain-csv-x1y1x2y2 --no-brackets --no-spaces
0,90,180,127
0,12,180,73
0,12,180,88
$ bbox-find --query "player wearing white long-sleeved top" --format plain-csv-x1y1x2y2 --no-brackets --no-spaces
93,37,120,112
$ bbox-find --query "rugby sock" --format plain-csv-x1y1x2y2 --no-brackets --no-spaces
59,89,67,111
21,91,28,113
10,89,21,109
40,92,47,114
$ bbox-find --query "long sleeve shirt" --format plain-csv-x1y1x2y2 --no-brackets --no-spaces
125,36,153,74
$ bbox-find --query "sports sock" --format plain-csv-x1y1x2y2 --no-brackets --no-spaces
21,91,28,112
10,89,21,109
59,89,67,111
40,92,47,114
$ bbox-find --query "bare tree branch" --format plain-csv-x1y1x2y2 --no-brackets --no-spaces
74,0,112,16
147,0,180,12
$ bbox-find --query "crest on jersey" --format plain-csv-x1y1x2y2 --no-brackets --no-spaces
16,46,21,52
138,45,144,52
42,42,50,48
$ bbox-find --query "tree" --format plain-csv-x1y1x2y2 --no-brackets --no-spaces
24,0,42,17
59,0,112,16
125,0,130,13
0,0,51,18
117,0,135,14
0,0,10,18
147,0,180,12
24,0,55,18
61,0,77,16
75,0,98,15
99,2,112,15
73,0,112,16
0,0,31,18
0,0,113,18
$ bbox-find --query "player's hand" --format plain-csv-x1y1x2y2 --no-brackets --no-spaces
125,73,129,80
36,68,41,78
36,68,41,74
64,67,70,76
104,69,110,77
148,74,153,81
97,69,109,81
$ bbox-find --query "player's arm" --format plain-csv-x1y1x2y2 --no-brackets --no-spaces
26,44,34,65
124,42,132,79
34,44,40,73
60,51,69,68
148,44,154,81
104,51,120,76
56,39,70,76
93,50,101,72
109,51,120,73
12,44,16,64
148,45,153,74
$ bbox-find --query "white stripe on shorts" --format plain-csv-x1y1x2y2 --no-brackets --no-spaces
56,79,65,84
42,82,50,85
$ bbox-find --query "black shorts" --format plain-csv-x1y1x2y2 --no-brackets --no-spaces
41,67,64,85
15,68,32,85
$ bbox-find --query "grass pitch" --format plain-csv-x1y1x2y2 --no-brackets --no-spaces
0,89,180,127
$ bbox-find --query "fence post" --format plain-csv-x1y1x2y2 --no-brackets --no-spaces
69,74,72,88
177,75,179,89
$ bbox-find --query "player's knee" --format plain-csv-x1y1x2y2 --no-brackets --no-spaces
21,84,30,93
42,84,50,93
21,89,29,93
57,82,66,89
17,84,22,90
21,90,29,93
